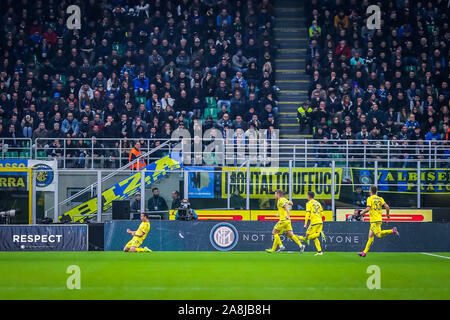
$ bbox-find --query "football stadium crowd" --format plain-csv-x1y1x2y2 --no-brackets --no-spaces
0,0,278,166
301,0,450,147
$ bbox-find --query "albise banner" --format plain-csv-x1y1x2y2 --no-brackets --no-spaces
0,225,88,251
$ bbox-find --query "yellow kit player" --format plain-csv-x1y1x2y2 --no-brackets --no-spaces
299,191,326,256
266,190,305,253
358,185,399,257
123,213,152,252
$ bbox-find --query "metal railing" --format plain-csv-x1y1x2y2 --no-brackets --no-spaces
33,137,449,169
43,158,450,223
44,140,172,219
35,137,175,169
0,138,32,159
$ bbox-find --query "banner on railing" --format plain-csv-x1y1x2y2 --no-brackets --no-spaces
0,159,57,191
221,167,342,199
351,168,450,194
0,225,88,251
169,209,333,221
0,172,28,191
336,208,433,222
185,167,217,198
62,153,182,222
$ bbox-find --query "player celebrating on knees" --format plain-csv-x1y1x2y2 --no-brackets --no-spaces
266,190,305,253
123,213,152,253
299,191,326,256
358,185,399,257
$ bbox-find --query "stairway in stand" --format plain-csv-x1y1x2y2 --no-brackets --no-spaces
274,0,311,160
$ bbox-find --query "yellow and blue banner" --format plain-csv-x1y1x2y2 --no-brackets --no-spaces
185,167,217,198
0,159,57,191
63,153,182,222
351,168,450,194
221,167,342,199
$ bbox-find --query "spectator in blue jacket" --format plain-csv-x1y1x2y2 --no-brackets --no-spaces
425,126,440,141
61,112,79,138
217,8,232,26
134,71,149,95
30,31,43,44
405,113,420,134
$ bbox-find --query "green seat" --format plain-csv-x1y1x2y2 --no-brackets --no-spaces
5,151,18,158
205,97,217,109
60,74,66,84
405,65,416,73
36,151,48,160
136,96,146,105
185,118,191,129
112,42,123,56
203,107,217,120
20,151,31,159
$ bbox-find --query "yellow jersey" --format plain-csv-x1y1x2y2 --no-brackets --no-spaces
366,195,386,223
277,197,290,221
135,221,151,240
305,199,323,225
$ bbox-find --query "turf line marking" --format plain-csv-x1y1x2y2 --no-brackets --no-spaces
421,252,450,260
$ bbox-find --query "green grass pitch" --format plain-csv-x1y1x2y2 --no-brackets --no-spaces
0,251,449,300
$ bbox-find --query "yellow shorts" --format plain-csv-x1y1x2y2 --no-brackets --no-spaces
370,222,382,235
306,223,323,236
274,220,293,234
125,236,143,248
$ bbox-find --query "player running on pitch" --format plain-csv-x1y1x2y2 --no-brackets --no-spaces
123,212,152,252
266,190,305,253
298,191,327,256
358,185,399,257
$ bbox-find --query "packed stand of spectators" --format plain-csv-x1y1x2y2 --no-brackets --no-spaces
299,0,449,167
0,0,278,168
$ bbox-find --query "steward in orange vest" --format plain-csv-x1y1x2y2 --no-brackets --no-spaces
129,142,146,170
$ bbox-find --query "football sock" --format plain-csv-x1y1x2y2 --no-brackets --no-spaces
135,247,146,252
314,238,322,252
378,229,393,238
272,234,282,251
363,236,374,253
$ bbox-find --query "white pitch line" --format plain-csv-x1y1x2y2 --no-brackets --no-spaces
421,252,450,260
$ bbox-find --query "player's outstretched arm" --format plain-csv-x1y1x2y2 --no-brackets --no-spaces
304,212,310,228
384,203,390,219
126,229,136,236
360,206,370,216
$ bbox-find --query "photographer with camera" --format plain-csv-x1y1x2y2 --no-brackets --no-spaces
175,199,198,221
347,209,365,222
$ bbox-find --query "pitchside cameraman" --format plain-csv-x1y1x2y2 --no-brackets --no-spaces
174,199,198,221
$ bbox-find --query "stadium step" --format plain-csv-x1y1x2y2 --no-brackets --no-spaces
275,0,311,144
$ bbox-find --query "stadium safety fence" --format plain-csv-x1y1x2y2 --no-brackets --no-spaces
31,137,450,169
